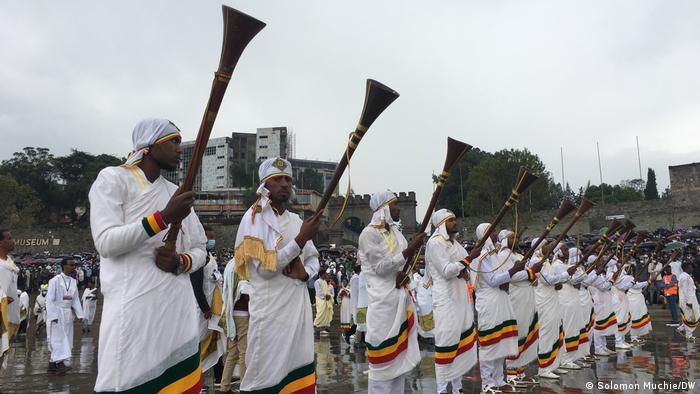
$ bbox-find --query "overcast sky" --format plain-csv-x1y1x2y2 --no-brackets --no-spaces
3,0,700,214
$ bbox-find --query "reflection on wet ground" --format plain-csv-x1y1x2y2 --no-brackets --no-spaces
1,305,699,393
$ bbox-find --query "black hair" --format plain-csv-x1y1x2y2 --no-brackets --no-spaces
203,225,214,233
60,258,74,267
0,229,8,241
353,264,361,274
682,262,692,272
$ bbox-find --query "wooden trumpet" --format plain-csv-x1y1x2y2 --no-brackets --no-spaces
165,6,265,250
398,137,472,286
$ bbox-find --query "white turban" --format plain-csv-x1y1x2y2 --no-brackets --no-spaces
430,209,456,241
255,157,294,198
531,237,547,258
369,190,397,227
476,223,494,251
124,118,181,167
498,229,514,249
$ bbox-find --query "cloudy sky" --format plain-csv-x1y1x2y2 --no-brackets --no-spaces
3,0,700,213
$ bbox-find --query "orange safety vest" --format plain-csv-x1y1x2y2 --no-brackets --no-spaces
663,275,678,296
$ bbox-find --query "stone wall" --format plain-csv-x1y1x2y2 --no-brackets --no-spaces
457,196,700,240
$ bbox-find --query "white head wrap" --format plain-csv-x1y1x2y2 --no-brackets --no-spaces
498,229,514,249
476,223,494,251
430,209,456,241
123,118,181,167
255,157,294,199
369,190,397,227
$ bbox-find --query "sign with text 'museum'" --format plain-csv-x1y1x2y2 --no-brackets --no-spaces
16,238,61,246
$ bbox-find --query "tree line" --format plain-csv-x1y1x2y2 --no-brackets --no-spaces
0,146,662,229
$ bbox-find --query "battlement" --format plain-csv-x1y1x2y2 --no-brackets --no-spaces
328,191,416,207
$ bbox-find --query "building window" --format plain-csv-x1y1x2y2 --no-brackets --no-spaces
205,146,216,156
217,145,224,148
217,166,224,170
216,176,224,179
259,135,268,139
259,145,268,149
217,156,224,159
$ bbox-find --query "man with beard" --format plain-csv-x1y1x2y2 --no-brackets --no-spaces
89,118,207,392
233,157,321,393
358,190,424,393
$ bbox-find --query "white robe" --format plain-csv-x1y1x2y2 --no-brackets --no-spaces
353,273,369,332
89,166,207,393
222,259,250,340
534,258,569,373
556,263,585,363
471,248,518,361
238,209,320,393
411,274,434,339
628,281,651,337
358,224,420,382
339,286,352,331
198,255,226,373
576,272,598,358
0,257,20,329
504,249,538,371
679,272,699,334
81,288,98,326
426,235,477,384
46,273,83,363
590,272,617,337
611,273,633,336
34,294,46,326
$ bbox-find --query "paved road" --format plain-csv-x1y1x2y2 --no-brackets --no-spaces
1,303,698,393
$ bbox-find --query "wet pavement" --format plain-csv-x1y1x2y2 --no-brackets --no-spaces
1,303,699,393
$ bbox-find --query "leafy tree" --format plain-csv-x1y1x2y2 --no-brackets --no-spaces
463,148,560,216
0,147,58,220
644,168,659,200
585,182,643,204
434,148,490,217
0,174,42,228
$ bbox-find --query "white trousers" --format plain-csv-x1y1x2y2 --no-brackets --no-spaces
368,373,406,394
593,331,610,352
480,357,505,388
560,347,578,365
615,332,628,344
437,376,462,393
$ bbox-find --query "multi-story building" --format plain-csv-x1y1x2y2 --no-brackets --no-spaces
256,127,290,161
163,136,234,192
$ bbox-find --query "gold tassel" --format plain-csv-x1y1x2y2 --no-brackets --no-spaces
234,236,278,280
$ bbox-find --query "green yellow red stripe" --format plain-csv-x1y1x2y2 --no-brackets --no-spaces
478,319,518,347
95,350,202,393
434,324,476,365
154,132,181,145
595,312,617,331
366,310,414,365
240,362,316,394
340,323,351,331
180,253,193,273
681,311,699,329
631,313,651,329
538,325,564,368
142,211,167,237
507,312,539,361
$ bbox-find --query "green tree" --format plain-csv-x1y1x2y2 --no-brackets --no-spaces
0,147,58,220
585,183,643,204
53,150,122,220
644,168,659,200
0,174,43,228
434,148,490,217
463,148,560,216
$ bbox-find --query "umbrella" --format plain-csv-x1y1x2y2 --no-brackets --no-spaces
683,231,700,239
662,241,688,252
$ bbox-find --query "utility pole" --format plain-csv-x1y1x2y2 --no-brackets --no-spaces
597,142,604,205
636,136,642,180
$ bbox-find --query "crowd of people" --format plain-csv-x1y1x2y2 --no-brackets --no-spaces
1,119,699,393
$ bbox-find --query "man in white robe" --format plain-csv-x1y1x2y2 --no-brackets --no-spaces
532,241,571,379
18,289,29,335
358,190,424,394
0,229,19,368
314,269,334,333
411,268,435,340
81,281,98,334
46,258,84,373
554,247,588,370
426,209,478,394
34,284,48,335
608,261,634,349
234,158,321,393
471,224,526,392
220,258,251,392
589,255,617,357
501,231,540,386
190,225,226,376
89,118,208,393
677,262,699,340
